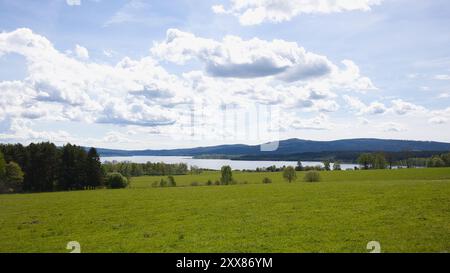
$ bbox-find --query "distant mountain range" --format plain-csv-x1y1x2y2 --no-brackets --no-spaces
96,138,450,160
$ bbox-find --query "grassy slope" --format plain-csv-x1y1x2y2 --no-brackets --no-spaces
0,168,449,253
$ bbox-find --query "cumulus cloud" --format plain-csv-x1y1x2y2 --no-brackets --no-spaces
152,29,376,89
0,118,73,143
390,99,426,115
74,44,89,60
344,96,429,116
343,95,386,115
284,113,333,131
427,106,450,124
428,116,447,124
152,29,334,81
212,0,383,25
0,28,190,129
0,28,379,145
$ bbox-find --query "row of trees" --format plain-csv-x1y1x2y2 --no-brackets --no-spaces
0,143,103,193
102,161,188,177
357,152,450,169
357,153,389,169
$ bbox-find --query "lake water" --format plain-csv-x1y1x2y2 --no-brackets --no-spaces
101,155,358,171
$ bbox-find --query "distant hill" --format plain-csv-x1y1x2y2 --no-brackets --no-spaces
96,138,450,158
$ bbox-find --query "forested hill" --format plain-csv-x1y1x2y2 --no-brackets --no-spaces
96,138,450,157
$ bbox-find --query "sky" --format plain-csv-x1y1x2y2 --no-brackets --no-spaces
0,0,450,149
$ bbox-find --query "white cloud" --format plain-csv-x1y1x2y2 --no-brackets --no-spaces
427,107,450,126
75,44,89,60
438,92,450,98
0,118,73,143
66,0,81,6
366,101,387,115
344,97,428,116
212,4,227,14
283,113,333,131
152,29,375,89
213,0,383,25
428,116,447,125
312,100,339,112
0,28,191,129
0,28,386,145
381,122,406,132
103,49,117,57
343,95,386,115
390,99,425,115
151,29,336,81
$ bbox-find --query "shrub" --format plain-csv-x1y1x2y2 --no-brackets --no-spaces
214,180,220,185
159,178,167,187
206,180,213,186
191,181,200,186
427,156,446,168
105,172,129,189
282,166,297,183
4,162,24,193
303,171,320,182
167,176,176,187
220,165,233,185
262,177,272,184
151,181,158,188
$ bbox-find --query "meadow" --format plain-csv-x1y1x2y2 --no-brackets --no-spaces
131,167,450,188
0,168,449,253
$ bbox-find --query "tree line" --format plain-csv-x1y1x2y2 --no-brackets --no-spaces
102,161,188,177
357,152,450,169
0,142,103,193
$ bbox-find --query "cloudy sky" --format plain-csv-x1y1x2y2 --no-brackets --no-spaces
1,0,450,149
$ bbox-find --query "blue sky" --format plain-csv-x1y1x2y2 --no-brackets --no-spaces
1,0,450,149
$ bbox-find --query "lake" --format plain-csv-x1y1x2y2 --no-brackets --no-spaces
101,156,358,170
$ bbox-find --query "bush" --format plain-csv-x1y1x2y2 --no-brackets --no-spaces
220,165,233,185
151,181,158,188
191,181,200,186
206,180,213,186
262,177,272,184
105,172,129,189
303,171,320,182
282,166,297,183
167,176,176,187
4,162,24,193
214,180,220,185
159,178,167,187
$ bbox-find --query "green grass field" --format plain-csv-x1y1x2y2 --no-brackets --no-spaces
1,168,449,253
131,167,450,188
